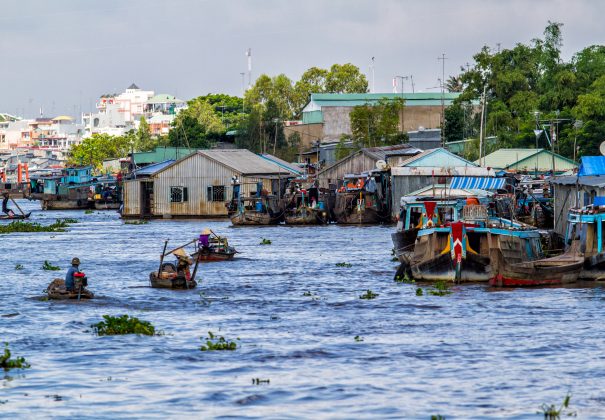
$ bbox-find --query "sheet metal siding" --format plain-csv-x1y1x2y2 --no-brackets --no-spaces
553,183,605,236
391,175,435,216
151,154,275,216
317,154,377,188
122,180,141,216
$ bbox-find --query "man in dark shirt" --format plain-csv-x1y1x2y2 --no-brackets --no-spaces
65,257,80,291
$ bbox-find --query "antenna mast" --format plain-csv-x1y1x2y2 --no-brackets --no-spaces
246,48,252,89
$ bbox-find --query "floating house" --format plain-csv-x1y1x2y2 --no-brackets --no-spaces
550,156,605,236
478,148,576,175
390,148,497,215
121,149,296,218
316,144,422,188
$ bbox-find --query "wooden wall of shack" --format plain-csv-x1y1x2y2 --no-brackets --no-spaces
122,153,282,218
390,175,437,216
316,152,379,189
552,179,605,236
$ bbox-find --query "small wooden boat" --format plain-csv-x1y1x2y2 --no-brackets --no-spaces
0,212,31,220
489,243,584,287
285,206,329,225
94,200,121,210
45,278,94,300
149,240,200,289
230,196,284,225
149,270,197,289
193,244,237,262
333,172,391,225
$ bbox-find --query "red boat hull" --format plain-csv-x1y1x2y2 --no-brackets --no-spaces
489,274,576,287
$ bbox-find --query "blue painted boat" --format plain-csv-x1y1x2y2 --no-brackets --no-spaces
393,194,547,283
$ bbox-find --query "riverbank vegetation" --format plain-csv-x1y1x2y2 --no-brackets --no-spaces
445,21,605,161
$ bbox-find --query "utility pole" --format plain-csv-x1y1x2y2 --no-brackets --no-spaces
371,57,375,93
478,85,487,167
409,75,415,93
240,72,246,112
437,53,447,146
395,75,408,132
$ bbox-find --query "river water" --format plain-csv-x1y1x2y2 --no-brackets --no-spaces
1,200,605,419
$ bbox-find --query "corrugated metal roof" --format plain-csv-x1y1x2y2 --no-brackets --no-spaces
133,147,197,164
578,156,605,176
551,175,605,187
362,144,421,161
259,153,303,175
303,92,471,112
133,160,175,176
146,94,184,104
479,148,577,172
450,176,506,190
399,148,477,168
198,149,293,176
478,148,540,168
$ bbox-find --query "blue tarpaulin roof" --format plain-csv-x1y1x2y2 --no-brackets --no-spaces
578,156,605,176
450,177,506,190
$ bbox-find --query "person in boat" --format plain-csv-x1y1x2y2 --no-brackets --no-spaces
65,257,81,292
2,193,15,217
198,228,212,254
173,248,193,281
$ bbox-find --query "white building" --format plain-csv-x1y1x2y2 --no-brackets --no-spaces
82,83,154,137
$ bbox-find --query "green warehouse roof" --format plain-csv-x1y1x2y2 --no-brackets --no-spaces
478,148,577,173
132,147,198,165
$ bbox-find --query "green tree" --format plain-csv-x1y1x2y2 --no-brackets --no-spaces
325,63,369,94
244,74,296,119
335,135,356,160
68,133,131,169
444,102,464,142
168,98,225,148
350,97,405,147
135,116,156,152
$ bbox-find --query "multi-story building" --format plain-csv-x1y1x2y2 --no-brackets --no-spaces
82,84,184,138
0,115,83,150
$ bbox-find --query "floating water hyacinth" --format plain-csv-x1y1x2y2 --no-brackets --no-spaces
92,315,156,336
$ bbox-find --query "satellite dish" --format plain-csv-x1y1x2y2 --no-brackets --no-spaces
376,160,389,170
600,141,605,156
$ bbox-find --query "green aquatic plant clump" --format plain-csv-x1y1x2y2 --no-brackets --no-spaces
0,219,75,234
394,274,415,284
124,220,149,225
259,238,272,245
359,289,378,300
14,264,24,271
84,209,94,214
42,260,60,271
92,315,156,336
428,280,452,296
336,262,352,268
539,393,575,419
61,218,78,224
0,343,30,370
200,331,238,351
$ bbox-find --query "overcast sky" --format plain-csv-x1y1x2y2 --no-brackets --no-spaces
1,0,603,118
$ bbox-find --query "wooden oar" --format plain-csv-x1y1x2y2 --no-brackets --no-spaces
155,240,169,286
163,239,197,257
10,198,26,216
190,253,201,284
